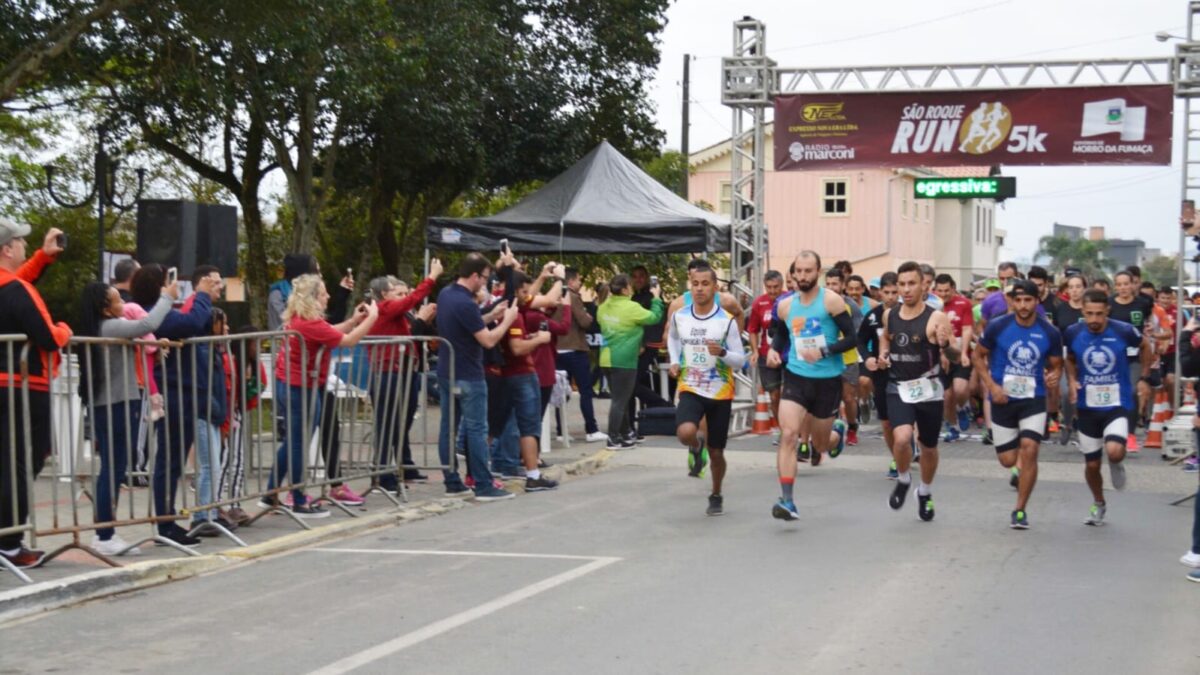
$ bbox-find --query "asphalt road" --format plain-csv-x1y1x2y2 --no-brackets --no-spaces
2,442,1198,674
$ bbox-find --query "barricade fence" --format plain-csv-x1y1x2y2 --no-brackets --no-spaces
1,330,458,584
0,336,33,583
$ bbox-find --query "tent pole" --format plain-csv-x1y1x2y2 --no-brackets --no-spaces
558,220,565,259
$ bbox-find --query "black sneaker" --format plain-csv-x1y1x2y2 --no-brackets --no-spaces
525,475,559,491
1009,468,1019,489
157,524,201,548
889,481,909,510
707,494,724,516
606,436,635,450
1010,509,1029,530
918,492,935,522
445,485,472,498
403,471,429,484
291,501,330,519
190,516,238,537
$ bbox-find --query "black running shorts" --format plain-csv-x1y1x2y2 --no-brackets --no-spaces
781,371,842,419
675,392,732,450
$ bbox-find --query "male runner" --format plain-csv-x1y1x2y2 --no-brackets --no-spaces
747,270,785,427
974,280,1063,529
878,261,960,522
934,274,974,441
825,268,862,445
765,251,857,521
1028,266,1063,437
860,272,900,478
1109,270,1154,452
920,264,943,311
1053,274,1087,443
668,265,745,516
1065,289,1150,525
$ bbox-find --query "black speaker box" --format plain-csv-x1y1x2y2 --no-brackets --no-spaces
136,200,238,277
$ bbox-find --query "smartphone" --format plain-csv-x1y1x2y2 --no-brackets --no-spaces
167,267,178,285
1183,200,1196,229
55,233,67,249
346,267,353,278
650,275,659,288
499,238,510,256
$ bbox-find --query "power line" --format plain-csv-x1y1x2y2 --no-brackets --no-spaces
772,0,1015,54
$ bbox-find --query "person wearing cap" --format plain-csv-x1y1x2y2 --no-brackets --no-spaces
867,277,882,303
974,279,1063,530
0,218,71,569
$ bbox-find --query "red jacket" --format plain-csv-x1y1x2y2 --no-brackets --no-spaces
369,276,436,371
0,250,71,392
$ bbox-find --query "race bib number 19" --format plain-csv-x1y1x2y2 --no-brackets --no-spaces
1085,383,1119,407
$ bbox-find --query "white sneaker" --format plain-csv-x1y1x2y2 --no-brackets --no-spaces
91,535,141,557
585,431,608,443
1109,460,1126,491
1181,550,1200,568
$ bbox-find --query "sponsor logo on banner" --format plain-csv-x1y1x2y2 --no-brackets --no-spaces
773,85,1172,169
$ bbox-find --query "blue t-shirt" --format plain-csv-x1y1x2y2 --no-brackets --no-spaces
436,283,487,381
979,313,1062,399
1064,320,1142,410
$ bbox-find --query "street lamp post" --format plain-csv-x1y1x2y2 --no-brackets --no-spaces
42,125,145,280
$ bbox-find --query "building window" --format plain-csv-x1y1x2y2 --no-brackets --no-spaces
923,202,930,221
719,182,732,215
986,208,992,243
822,179,848,215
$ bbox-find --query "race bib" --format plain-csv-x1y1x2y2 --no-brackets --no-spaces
898,377,943,404
685,345,714,371
1085,383,1119,407
1125,346,1139,358
794,333,827,359
1002,374,1036,399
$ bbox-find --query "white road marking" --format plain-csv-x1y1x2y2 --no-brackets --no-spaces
309,547,607,561
305,553,621,675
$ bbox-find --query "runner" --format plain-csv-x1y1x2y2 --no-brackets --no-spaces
1029,266,1063,438
1053,274,1086,443
1064,289,1151,525
847,274,875,434
667,265,745,516
934,274,974,441
878,261,960,522
765,250,858,521
860,272,900,478
747,270,785,432
920,263,942,310
974,280,1063,529
825,268,862,446
1108,270,1154,452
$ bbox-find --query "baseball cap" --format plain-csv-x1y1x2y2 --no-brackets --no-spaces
1006,279,1039,298
0,217,31,247
869,277,881,289
983,278,1002,290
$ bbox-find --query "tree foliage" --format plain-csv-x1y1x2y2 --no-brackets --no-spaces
1035,235,1117,281
1141,254,1189,289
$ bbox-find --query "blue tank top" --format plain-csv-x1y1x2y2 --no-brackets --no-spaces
784,288,844,379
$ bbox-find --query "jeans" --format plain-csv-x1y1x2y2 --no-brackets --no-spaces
490,413,521,475
438,377,491,491
268,384,319,505
193,419,221,522
605,368,637,440
93,400,138,540
556,351,598,434
153,394,196,533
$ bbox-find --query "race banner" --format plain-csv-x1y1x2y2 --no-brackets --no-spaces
774,85,1173,170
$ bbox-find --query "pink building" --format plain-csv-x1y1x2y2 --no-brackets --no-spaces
689,123,1003,285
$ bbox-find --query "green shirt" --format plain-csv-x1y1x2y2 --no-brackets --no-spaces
597,295,664,369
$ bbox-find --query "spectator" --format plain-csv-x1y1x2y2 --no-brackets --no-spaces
219,325,263,527
125,264,170,485
367,258,441,495
262,274,377,517
597,273,663,450
77,277,176,556
555,267,606,442
630,265,666,404
112,258,139,302
436,252,519,500
589,281,609,398
0,221,70,569
146,263,221,548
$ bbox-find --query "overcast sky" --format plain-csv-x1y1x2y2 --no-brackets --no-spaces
649,0,1187,264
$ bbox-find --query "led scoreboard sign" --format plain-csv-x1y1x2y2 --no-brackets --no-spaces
913,176,1016,200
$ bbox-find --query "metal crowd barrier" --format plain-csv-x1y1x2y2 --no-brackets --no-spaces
1,331,460,585
0,336,32,583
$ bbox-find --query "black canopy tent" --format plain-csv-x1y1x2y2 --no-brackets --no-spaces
425,141,730,254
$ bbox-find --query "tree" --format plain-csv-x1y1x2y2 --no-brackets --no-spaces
1141,254,1189,289
1035,234,1117,280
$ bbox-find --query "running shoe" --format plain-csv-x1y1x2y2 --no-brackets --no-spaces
1110,460,1127,491
606,436,635,451
830,420,847,458
981,428,993,446
917,492,935,522
291,501,330,519
1048,419,1061,434
1188,569,1200,584
1059,425,1072,446
943,424,960,443
1180,550,1200,567
889,481,910,510
1126,433,1139,453
957,406,971,432
771,498,799,521
1085,501,1107,526
845,427,858,447
1184,456,1199,473
525,475,559,491
707,494,724,517
911,437,921,463
1009,467,1019,489
0,546,45,568
886,460,899,480
797,441,810,462
1010,510,1029,530
329,484,365,507
811,448,823,466
688,441,709,478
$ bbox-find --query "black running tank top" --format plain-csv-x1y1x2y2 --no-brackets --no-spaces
887,304,941,382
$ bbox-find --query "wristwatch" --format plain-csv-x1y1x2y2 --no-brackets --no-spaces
718,348,727,357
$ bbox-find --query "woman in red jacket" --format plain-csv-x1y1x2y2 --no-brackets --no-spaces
367,259,442,493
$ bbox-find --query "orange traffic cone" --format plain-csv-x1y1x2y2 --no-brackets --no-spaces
752,389,773,435
1144,389,1172,449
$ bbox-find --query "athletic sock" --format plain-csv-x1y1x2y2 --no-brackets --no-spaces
780,476,795,501
897,471,911,485
917,481,931,496
849,423,858,432
526,469,541,480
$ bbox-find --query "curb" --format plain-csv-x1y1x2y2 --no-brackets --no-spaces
0,448,613,625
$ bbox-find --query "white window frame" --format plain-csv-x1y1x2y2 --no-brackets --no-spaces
719,181,732,215
821,178,849,217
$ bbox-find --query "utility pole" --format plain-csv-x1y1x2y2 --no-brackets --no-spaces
681,53,690,199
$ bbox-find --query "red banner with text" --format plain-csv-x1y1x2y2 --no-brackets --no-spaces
774,85,1173,170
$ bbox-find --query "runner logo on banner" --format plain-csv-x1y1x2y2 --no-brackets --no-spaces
773,85,1173,170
